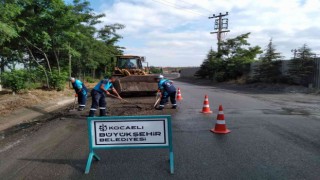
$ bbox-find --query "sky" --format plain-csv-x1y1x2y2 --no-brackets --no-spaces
65,0,320,67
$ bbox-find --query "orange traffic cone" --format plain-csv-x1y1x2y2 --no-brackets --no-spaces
176,88,183,101
200,95,212,114
211,105,231,134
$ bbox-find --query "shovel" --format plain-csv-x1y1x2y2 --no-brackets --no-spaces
153,92,162,108
153,97,161,108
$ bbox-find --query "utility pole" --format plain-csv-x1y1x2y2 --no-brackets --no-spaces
291,49,297,59
209,12,230,52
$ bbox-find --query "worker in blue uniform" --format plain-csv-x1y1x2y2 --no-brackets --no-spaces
155,74,177,110
70,77,88,111
89,77,122,117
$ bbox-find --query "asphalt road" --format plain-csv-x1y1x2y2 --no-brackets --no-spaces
0,80,319,180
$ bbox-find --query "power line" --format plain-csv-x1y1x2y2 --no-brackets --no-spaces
151,0,208,17
177,0,212,14
152,0,207,17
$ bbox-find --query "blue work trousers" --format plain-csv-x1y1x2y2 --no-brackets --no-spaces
89,89,107,117
77,92,87,108
159,91,177,107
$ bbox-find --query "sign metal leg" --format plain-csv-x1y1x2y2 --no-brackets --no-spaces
169,150,174,174
85,151,101,174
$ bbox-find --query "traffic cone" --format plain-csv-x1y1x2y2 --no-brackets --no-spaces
176,88,183,101
200,95,212,114
210,105,231,134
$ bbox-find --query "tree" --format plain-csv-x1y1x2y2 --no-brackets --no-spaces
149,66,162,74
196,33,262,82
219,33,262,81
0,1,28,45
288,44,315,86
0,0,125,91
254,39,283,83
195,49,222,80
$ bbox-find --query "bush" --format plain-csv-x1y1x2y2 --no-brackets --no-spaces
86,76,96,83
215,72,226,82
25,82,41,90
48,70,68,91
104,72,112,79
28,67,47,84
149,66,162,74
1,69,28,93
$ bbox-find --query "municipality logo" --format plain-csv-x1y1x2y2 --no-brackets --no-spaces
99,124,108,132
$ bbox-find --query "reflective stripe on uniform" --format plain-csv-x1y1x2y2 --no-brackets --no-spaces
90,108,97,111
159,105,164,107
79,105,85,107
99,107,106,109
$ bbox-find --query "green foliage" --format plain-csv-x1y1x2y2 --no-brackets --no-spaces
1,70,27,93
0,0,124,87
219,33,262,80
196,33,262,82
104,71,112,79
215,72,226,82
288,44,315,86
0,67,67,91
0,2,25,45
25,82,41,90
85,76,98,83
149,66,162,74
195,49,222,80
48,70,68,91
254,39,283,83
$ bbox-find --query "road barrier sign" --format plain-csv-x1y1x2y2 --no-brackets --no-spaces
85,115,174,174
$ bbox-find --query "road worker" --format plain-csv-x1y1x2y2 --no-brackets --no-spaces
69,77,88,111
154,74,177,110
89,76,122,117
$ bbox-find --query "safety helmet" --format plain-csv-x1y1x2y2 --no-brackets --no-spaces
69,77,75,81
156,74,164,79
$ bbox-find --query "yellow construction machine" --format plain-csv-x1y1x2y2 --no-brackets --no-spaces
112,55,158,94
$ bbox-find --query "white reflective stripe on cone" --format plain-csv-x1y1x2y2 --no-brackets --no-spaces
99,107,106,109
90,108,97,111
216,120,226,124
203,105,210,107
205,98,209,101
218,111,224,114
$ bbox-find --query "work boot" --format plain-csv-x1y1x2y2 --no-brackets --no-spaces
89,110,95,117
100,109,107,116
155,106,164,110
78,107,85,111
171,105,177,109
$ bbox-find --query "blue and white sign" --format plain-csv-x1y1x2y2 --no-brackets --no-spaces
85,115,174,174
92,119,169,147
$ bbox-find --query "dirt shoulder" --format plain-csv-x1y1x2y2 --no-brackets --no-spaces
0,82,99,117
0,88,75,117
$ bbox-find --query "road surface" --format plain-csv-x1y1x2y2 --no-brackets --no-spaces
0,80,319,180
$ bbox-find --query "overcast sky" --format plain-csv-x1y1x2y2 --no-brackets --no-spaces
66,0,320,67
